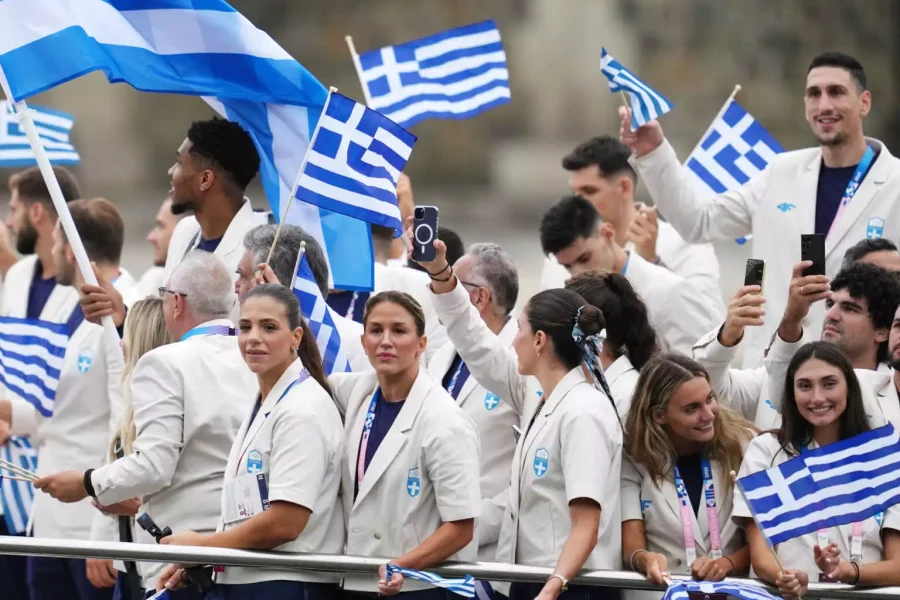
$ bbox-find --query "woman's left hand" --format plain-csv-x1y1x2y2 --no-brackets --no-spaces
156,564,189,592
814,543,842,580
691,556,732,582
378,564,405,596
775,568,809,600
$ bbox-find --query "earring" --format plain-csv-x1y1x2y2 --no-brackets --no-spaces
537,348,541,357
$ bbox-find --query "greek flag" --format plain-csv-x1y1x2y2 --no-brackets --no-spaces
600,47,674,129
357,20,510,129
0,103,79,167
0,317,68,418
685,98,783,244
662,580,780,600
0,0,374,292
738,424,900,546
295,91,415,235
0,436,38,534
291,252,351,375
385,565,475,598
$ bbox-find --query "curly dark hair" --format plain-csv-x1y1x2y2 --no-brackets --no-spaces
830,262,900,364
187,117,260,191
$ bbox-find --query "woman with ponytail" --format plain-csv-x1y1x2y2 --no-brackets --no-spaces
416,223,623,600
158,284,344,600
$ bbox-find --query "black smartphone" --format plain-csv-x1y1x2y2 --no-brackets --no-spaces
744,258,766,290
801,234,826,276
411,206,439,263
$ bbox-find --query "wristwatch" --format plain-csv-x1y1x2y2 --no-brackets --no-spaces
549,573,568,591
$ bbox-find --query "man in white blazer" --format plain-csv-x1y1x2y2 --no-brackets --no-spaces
426,243,528,562
540,194,716,355
37,251,258,598
1,198,138,600
237,223,370,372
622,51,900,368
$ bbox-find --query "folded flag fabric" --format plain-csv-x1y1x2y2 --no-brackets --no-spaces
738,423,900,545
385,564,475,598
295,91,415,236
291,252,351,375
0,316,69,418
0,102,80,166
662,580,781,600
600,47,674,129
357,20,510,129
0,436,38,534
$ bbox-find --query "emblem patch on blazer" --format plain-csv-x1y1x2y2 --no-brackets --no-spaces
533,448,549,478
867,216,885,240
875,512,884,527
406,468,421,497
641,499,652,513
76,348,94,373
247,450,263,474
484,392,500,411
776,202,796,213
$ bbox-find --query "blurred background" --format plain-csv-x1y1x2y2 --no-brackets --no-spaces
4,0,899,308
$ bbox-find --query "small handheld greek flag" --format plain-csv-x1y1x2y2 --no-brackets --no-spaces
385,564,475,598
291,251,351,375
600,47,674,129
738,423,900,545
1,103,80,167
0,436,38,534
663,580,780,600
0,316,69,417
295,91,416,235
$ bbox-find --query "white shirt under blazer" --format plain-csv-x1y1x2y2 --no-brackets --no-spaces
426,316,521,560
632,137,900,368
328,369,482,593
216,358,344,586
91,320,258,581
733,432,900,577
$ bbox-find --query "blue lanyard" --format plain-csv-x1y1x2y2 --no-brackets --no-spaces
673,457,723,562
828,145,875,236
445,358,467,398
357,389,382,484
180,324,233,341
268,370,309,415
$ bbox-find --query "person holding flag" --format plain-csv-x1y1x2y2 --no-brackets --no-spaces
621,354,755,598
733,342,900,598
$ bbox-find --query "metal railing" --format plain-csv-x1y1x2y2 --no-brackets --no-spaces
1,536,899,599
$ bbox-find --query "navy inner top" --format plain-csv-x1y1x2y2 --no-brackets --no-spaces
26,261,57,320
676,452,704,516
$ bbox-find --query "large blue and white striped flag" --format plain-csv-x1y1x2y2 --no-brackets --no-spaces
0,316,68,417
295,91,415,235
663,580,779,600
357,20,511,129
0,0,373,292
685,99,784,245
0,436,38,534
291,252,351,375
600,47,674,129
1,103,79,167
738,424,900,546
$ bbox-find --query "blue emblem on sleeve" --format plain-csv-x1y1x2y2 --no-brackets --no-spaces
776,202,796,213
246,450,263,474
641,499,652,513
484,392,500,411
533,448,549,478
77,348,94,374
406,468,421,497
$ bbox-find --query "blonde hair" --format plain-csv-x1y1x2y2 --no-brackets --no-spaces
625,354,757,486
110,298,174,459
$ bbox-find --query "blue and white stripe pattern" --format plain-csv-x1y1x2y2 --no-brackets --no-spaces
0,436,38,534
0,316,68,418
291,252,351,375
0,0,374,292
385,564,475,598
738,424,900,546
685,99,783,245
600,47,674,129
662,580,780,600
1,103,79,167
295,92,416,235
357,20,510,129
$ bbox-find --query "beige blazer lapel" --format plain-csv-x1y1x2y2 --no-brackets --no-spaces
825,140,888,256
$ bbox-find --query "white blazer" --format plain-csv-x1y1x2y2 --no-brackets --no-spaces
0,254,79,321
91,321,258,581
426,316,521,560
136,265,166,300
632,137,900,368
14,274,137,541
497,367,623,569
540,220,725,315
216,359,344,586
733,433,900,577
606,354,640,419
329,369,481,593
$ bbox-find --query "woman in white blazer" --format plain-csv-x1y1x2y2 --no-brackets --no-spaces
622,354,755,595
156,284,344,600
734,342,900,599
329,290,481,599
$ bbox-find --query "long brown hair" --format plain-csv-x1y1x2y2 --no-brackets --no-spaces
625,354,757,485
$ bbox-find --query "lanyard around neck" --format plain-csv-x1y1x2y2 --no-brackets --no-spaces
673,456,723,565
180,324,233,341
826,144,875,238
